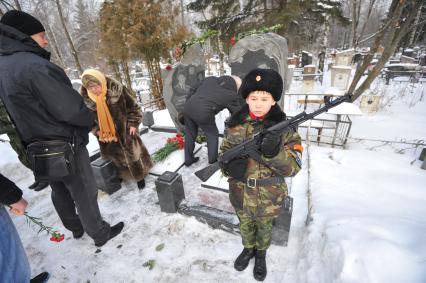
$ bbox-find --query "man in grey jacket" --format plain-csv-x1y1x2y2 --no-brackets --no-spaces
0,10,123,247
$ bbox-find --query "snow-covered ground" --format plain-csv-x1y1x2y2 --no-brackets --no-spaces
1,77,426,283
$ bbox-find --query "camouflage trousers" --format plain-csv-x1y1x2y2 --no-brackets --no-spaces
236,209,273,250
5,130,31,170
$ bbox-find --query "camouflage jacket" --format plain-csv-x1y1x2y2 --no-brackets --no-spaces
220,104,302,218
0,99,15,134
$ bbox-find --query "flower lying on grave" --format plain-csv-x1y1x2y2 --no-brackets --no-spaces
152,133,185,163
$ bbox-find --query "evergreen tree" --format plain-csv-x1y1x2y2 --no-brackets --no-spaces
99,0,132,88
187,0,256,74
188,0,349,53
99,0,189,107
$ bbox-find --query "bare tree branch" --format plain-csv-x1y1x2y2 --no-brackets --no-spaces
54,0,83,74
350,0,422,102
355,0,377,47
0,1,15,10
13,0,21,10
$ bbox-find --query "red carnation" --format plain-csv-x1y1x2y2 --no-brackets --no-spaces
50,232,65,242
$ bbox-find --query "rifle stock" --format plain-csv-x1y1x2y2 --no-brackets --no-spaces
194,94,352,181
194,162,220,182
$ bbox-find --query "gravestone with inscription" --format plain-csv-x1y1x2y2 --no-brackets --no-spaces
230,33,288,107
331,66,352,91
162,44,205,131
335,50,354,66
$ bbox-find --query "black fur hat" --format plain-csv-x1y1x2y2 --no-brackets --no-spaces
239,68,283,101
1,10,45,36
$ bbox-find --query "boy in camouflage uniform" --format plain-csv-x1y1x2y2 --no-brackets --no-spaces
220,69,302,281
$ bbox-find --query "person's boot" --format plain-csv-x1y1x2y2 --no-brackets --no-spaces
33,181,49,191
95,222,124,247
30,272,50,283
28,180,39,189
234,247,255,271
253,249,267,281
137,179,145,189
184,157,199,167
72,230,84,239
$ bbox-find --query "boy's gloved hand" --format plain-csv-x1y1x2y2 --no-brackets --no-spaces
221,158,247,180
260,130,282,158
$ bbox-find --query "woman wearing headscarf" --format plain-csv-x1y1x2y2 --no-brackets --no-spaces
80,69,153,189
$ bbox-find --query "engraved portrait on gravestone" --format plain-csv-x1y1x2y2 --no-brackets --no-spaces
231,49,278,81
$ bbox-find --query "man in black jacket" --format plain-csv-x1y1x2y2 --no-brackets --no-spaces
0,10,123,247
183,75,241,166
0,173,49,282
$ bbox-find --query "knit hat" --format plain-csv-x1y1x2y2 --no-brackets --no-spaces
81,74,101,88
239,68,283,101
0,10,45,36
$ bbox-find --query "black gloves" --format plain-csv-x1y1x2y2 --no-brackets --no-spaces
260,131,282,158
221,158,247,180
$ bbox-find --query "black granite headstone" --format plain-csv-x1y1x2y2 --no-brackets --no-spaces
230,33,288,106
301,51,313,67
142,110,154,127
162,44,205,131
231,49,279,80
91,157,121,194
419,148,426,161
155,171,185,213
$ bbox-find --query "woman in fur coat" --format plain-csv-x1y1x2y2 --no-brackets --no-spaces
80,69,153,189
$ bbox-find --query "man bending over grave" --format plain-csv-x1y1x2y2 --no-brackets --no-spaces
182,75,242,166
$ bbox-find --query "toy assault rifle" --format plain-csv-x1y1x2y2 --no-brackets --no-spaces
194,94,353,182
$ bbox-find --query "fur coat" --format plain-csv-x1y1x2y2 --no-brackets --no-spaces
81,78,153,181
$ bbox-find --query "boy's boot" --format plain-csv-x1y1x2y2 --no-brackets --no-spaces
253,249,267,281
234,247,255,271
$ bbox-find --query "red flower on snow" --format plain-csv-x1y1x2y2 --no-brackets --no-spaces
50,232,65,242
165,65,172,71
230,36,236,46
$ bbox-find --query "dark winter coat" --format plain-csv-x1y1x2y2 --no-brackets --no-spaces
0,174,22,206
80,78,153,181
183,76,241,124
0,23,94,146
220,104,302,218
